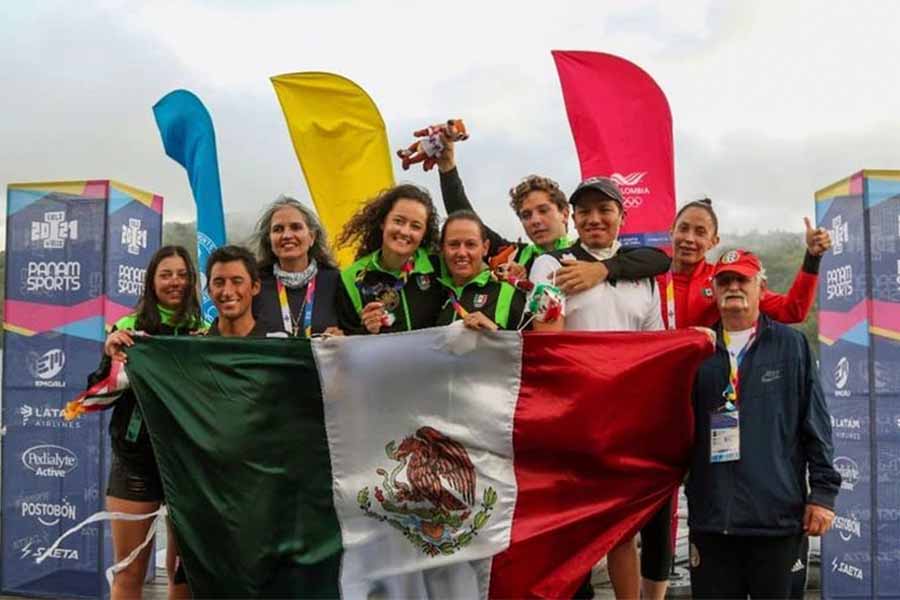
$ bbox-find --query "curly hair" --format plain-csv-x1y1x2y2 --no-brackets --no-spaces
133,245,202,333
508,174,568,215
337,184,440,260
253,195,337,269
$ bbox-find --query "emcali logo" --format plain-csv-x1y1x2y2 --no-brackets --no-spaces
31,211,78,249
121,218,147,256
26,349,66,385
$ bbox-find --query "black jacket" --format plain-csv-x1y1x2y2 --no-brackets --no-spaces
252,264,340,336
686,315,841,536
439,166,671,277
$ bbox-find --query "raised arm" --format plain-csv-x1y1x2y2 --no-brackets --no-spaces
759,252,821,324
437,139,515,257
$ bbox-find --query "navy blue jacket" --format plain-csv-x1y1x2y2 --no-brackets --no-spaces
686,315,841,536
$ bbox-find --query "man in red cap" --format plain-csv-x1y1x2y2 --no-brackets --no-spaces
685,249,841,599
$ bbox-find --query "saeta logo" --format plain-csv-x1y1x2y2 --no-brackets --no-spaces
834,456,860,491
26,349,66,384
610,172,647,186
22,445,78,478
834,356,850,393
19,542,79,562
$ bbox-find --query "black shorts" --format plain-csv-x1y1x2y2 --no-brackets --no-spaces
106,449,165,502
639,496,674,581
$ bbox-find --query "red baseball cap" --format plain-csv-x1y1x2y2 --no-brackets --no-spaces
713,249,762,279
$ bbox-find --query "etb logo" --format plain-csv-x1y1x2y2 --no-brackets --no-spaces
31,211,78,249
122,218,147,256
831,216,849,256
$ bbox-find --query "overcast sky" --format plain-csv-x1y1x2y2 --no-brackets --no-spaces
3,0,900,246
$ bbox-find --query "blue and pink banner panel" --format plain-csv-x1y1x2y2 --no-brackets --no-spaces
2,180,162,598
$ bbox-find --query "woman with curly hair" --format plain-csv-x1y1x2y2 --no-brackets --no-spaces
336,183,444,334
252,195,342,336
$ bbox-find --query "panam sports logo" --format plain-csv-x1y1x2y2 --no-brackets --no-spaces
31,211,78,249
21,445,78,478
609,172,649,209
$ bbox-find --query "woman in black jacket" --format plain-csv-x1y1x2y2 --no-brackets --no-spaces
251,195,342,337
94,245,203,599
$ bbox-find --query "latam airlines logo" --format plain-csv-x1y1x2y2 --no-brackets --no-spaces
609,172,649,209
20,405,80,429
31,211,78,249
122,218,147,256
26,349,66,386
830,215,849,256
834,356,850,396
22,445,78,478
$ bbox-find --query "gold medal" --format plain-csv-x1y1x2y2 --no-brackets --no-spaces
378,288,400,311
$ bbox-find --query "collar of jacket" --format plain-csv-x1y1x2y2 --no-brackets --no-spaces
714,313,772,352
364,247,434,276
437,264,492,295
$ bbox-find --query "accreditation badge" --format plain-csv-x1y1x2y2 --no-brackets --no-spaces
710,409,740,463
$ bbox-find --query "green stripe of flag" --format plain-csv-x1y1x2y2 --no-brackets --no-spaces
126,336,342,598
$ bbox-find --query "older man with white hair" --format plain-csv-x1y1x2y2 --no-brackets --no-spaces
686,249,841,599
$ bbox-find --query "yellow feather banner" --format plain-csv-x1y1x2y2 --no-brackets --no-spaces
271,72,395,267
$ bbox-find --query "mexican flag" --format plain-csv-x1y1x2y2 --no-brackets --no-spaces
124,325,711,598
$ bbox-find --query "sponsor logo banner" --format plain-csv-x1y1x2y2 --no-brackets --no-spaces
21,444,78,478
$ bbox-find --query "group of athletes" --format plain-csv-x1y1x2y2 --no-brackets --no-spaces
94,134,834,599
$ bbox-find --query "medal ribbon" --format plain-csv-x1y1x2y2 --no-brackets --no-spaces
276,276,317,337
664,271,676,330
448,290,469,320
722,324,757,409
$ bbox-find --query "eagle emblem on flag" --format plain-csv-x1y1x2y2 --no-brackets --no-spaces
357,426,496,556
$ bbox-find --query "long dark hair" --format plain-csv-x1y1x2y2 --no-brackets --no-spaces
253,195,337,269
337,184,440,260
133,245,202,333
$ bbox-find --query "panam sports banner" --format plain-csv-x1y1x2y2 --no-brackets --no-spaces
553,51,675,249
118,326,711,598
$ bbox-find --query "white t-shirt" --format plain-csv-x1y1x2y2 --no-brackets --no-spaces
725,328,754,358
529,245,664,332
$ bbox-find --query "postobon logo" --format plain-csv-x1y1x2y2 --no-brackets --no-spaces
609,171,649,209
31,211,78,249
21,498,77,527
121,218,147,256
834,513,862,542
26,349,66,386
22,445,78,478
834,456,860,491
834,356,850,395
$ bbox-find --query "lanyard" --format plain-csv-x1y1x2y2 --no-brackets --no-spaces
276,276,316,337
447,289,469,320
664,271,676,330
722,325,757,409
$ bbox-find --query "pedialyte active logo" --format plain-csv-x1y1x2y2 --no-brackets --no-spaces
609,171,649,209
834,456,860,491
31,211,78,249
834,356,850,396
26,349,66,387
20,497,77,527
22,444,78,478
122,218,148,256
